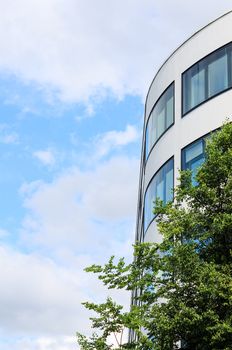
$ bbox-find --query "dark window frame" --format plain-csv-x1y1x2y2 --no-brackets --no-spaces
182,41,232,117
181,128,219,175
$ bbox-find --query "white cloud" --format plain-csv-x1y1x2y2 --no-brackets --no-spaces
0,1,230,104
0,336,77,350
0,333,128,350
0,242,131,334
0,237,131,349
33,149,56,166
16,155,137,346
75,104,95,122
0,133,18,144
0,245,89,336
94,125,140,159
0,124,18,144
20,156,139,252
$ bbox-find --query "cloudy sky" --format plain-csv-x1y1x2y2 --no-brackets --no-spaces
0,1,231,349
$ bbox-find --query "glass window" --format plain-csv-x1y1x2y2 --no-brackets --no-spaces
145,83,174,159
208,49,228,97
191,67,206,108
185,140,203,165
144,158,174,232
145,120,152,159
166,94,174,127
156,108,165,141
182,43,232,115
165,163,174,202
182,137,208,185
183,63,206,114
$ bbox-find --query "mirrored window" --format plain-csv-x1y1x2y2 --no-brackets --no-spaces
182,43,232,115
145,83,174,159
144,158,174,232
208,48,228,97
182,137,208,185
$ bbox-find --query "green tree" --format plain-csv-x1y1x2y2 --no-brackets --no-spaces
77,122,232,350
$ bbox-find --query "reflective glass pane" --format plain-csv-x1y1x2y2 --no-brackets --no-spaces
182,138,205,185
185,140,203,164
183,43,232,115
183,65,205,114
230,48,232,85
155,109,165,141
144,158,174,232
208,51,228,97
190,67,205,109
151,113,156,147
144,179,156,230
191,157,204,186
145,114,154,158
145,122,150,159
182,74,189,115
145,83,174,159
166,95,174,127
156,175,164,201
165,166,174,202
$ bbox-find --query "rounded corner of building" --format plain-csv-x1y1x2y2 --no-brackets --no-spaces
137,11,232,243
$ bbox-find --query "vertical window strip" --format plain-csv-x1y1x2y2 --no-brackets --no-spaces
181,135,211,185
144,158,174,233
227,45,232,87
145,83,174,160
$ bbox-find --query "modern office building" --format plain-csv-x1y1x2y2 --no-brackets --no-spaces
135,10,232,246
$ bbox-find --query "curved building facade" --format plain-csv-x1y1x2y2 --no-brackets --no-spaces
135,11,232,245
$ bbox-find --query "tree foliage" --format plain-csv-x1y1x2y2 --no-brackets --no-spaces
77,122,232,350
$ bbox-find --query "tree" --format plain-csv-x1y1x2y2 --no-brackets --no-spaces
77,122,232,350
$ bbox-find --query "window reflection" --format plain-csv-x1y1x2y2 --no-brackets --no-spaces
145,83,174,159
182,137,208,185
208,50,228,97
144,158,174,232
183,43,232,115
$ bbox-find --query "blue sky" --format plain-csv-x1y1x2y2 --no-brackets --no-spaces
0,1,231,349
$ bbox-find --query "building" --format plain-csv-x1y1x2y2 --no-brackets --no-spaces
129,9,232,346
135,10,232,246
